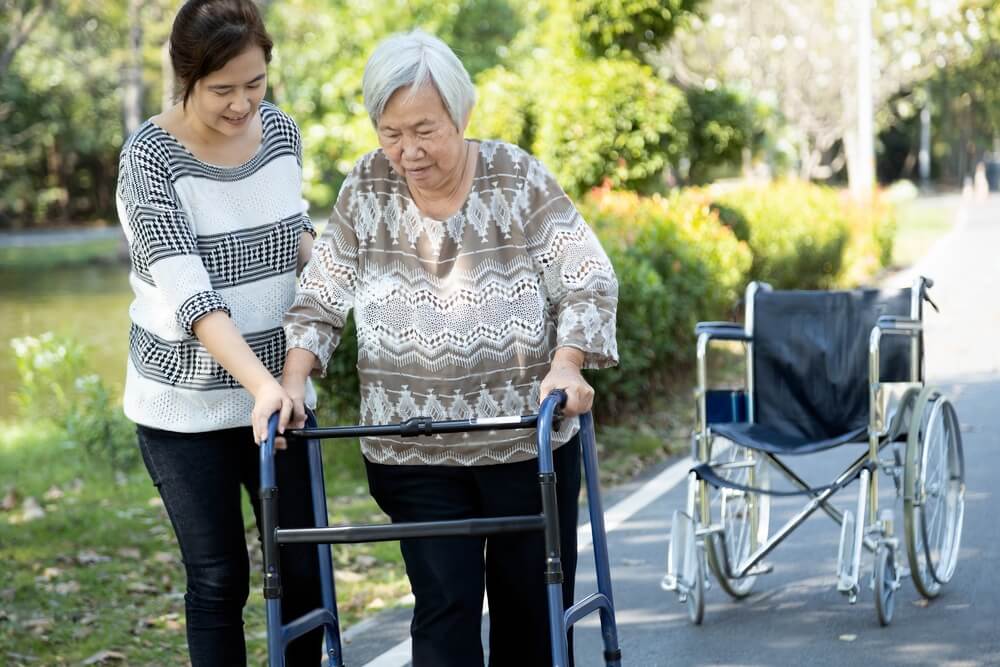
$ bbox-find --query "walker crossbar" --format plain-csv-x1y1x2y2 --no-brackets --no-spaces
259,391,622,667
275,515,546,544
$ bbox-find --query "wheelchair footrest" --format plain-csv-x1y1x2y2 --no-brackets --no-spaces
742,562,774,577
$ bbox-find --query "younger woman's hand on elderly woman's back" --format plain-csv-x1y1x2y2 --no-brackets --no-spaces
539,347,594,417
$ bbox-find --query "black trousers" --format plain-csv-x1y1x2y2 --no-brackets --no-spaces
365,436,581,667
137,424,323,666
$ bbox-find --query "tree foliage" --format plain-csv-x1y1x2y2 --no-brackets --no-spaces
532,58,690,193
659,0,984,181
684,86,762,183
575,0,701,56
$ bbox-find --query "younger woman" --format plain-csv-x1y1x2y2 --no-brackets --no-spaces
116,1,322,663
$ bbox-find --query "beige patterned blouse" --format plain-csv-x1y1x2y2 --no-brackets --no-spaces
284,140,618,465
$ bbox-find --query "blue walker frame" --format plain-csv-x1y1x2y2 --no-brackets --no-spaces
259,390,622,667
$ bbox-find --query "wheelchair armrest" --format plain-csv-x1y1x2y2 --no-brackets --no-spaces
695,321,751,341
875,316,922,335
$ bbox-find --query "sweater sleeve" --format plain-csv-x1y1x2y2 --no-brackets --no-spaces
518,153,619,369
283,164,361,375
117,137,231,337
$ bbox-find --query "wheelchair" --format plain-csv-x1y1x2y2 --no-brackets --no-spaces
662,277,965,626
258,390,622,667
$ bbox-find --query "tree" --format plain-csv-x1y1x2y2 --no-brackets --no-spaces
0,0,52,81
657,0,981,187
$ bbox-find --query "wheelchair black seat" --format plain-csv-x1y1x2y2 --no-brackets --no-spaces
743,287,913,451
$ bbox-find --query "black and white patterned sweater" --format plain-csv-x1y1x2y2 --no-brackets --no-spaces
116,101,314,433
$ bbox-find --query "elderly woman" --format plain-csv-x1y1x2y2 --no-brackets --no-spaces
271,30,618,666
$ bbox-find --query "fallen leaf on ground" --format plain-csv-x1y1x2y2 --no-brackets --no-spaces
354,555,377,569
334,570,364,583
43,486,64,501
1,488,18,511
39,567,63,581
77,549,111,565
22,617,53,634
53,580,81,595
126,582,159,595
20,497,45,522
82,650,127,664
117,547,141,560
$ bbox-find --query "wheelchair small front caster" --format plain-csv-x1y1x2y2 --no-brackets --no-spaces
874,542,899,626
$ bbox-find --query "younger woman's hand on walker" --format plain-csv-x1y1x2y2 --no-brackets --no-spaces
251,379,294,448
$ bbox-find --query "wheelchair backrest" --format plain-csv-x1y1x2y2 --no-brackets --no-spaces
751,287,913,443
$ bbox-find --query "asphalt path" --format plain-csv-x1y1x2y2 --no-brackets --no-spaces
329,194,1000,667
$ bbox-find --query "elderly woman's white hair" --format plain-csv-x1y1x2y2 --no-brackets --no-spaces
362,30,476,131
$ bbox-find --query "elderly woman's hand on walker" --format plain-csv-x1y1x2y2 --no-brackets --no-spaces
540,347,594,417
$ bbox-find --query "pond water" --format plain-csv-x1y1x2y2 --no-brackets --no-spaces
1,263,132,418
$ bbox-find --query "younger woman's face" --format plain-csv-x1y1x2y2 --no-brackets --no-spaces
187,46,267,138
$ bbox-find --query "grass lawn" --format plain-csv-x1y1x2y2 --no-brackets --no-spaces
890,198,958,269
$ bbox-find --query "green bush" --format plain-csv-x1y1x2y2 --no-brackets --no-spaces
575,0,702,56
839,193,897,286
714,181,852,289
579,187,751,416
10,333,137,472
685,87,758,185
467,66,532,147
532,58,691,195
313,314,361,425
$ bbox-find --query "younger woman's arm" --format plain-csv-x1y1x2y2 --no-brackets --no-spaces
193,312,292,443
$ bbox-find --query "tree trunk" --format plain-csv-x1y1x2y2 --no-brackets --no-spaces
122,0,144,136
161,39,175,111
849,0,875,201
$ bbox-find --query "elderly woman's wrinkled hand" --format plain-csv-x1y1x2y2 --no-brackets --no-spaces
251,380,294,448
540,348,594,417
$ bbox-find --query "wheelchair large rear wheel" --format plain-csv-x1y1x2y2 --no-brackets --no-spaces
904,388,965,599
702,441,771,599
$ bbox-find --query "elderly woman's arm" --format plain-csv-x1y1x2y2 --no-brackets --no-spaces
522,155,619,416
271,171,362,427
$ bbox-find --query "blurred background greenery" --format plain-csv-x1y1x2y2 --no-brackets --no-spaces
0,1,991,661
2,0,998,228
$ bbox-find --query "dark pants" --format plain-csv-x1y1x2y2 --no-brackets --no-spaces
365,437,581,667
137,424,323,667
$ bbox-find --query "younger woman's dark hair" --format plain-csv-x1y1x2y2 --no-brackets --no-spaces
170,0,273,105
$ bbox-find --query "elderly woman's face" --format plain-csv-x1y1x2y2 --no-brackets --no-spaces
377,84,467,192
